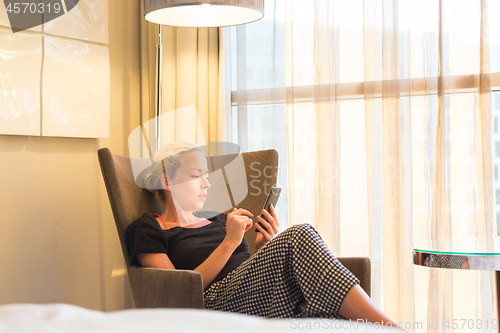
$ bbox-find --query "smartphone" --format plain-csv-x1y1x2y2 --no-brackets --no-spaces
255,187,282,232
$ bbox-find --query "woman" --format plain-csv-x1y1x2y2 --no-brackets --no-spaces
126,142,397,325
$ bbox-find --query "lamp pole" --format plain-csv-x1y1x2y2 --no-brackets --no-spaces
155,24,163,151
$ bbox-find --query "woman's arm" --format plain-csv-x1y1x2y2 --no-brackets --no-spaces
137,241,239,289
137,252,175,269
138,208,253,289
194,240,241,289
195,208,253,289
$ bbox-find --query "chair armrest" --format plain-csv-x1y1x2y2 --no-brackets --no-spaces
337,257,371,297
128,266,204,309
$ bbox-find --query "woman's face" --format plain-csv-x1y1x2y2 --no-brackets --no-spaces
167,150,211,212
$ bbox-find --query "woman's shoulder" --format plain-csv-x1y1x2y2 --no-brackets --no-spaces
126,214,160,233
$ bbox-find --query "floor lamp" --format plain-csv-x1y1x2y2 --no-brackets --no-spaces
142,0,265,152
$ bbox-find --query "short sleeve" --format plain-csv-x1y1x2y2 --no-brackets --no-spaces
125,218,169,266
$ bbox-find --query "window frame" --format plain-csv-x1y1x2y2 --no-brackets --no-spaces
232,73,500,106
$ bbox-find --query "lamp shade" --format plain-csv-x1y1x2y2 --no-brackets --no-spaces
143,0,264,27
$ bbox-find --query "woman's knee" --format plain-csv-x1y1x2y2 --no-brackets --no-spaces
285,223,322,239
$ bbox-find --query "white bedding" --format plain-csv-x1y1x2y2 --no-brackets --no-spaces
0,303,399,333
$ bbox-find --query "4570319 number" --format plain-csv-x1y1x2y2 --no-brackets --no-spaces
442,319,498,330
6,2,62,14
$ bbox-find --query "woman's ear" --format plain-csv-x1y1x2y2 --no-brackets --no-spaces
160,175,171,191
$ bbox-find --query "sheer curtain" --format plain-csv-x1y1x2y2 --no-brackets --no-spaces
230,0,499,330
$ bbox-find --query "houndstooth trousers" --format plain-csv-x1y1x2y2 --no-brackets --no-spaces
204,223,360,319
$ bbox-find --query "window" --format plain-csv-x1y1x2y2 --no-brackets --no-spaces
229,0,500,326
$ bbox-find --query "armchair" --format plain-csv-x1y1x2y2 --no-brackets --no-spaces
97,147,371,309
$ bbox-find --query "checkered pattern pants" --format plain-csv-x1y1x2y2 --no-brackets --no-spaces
204,223,360,319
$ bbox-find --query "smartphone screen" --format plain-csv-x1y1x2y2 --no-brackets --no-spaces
255,187,282,232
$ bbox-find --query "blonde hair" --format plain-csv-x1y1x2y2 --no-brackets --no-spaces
143,142,202,200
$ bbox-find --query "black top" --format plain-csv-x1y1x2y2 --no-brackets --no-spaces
125,212,250,289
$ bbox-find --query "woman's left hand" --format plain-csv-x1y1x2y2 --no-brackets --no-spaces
255,204,280,252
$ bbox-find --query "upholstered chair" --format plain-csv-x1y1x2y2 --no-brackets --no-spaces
98,147,371,308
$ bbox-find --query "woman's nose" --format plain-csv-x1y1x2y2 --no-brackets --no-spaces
202,176,211,188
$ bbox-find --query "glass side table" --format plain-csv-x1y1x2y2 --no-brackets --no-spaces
411,237,500,331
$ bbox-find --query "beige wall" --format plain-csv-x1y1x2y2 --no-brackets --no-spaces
0,0,140,311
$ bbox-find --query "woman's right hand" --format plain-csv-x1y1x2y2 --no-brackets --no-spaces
224,208,253,248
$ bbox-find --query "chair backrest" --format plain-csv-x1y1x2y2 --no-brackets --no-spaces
97,147,279,268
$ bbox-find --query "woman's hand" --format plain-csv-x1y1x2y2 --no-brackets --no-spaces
194,209,252,289
224,208,253,249
255,204,280,252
